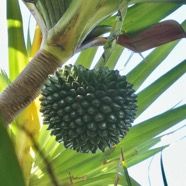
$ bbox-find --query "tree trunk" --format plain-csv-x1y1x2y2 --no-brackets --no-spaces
0,49,62,124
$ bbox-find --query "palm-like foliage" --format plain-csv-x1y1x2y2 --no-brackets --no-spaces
0,1,185,186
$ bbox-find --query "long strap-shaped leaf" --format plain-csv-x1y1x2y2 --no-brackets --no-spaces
127,40,179,90
130,0,186,3
34,0,72,30
75,47,98,69
136,59,186,116
30,105,185,185
121,105,186,153
127,20,186,90
7,0,28,81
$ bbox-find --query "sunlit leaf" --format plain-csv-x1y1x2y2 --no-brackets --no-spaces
122,105,186,153
4,2,186,186
127,40,179,90
137,60,186,116
127,147,165,167
0,70,11,92
100,3,181,36
130,0,186,3
29,25,42,59
26,16,32,56
7,0,28,80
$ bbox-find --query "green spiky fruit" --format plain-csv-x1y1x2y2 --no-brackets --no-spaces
40,65,137,153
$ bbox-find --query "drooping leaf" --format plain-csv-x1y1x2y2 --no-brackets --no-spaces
117,20,186,52
160,152,168,186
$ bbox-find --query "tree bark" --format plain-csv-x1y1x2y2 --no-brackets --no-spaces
0,49,61,124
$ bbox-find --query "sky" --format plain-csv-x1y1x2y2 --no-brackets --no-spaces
0,1,186,186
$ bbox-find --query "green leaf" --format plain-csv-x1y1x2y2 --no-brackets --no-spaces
100,3,181,36
117,20,186,53
105,45,125,69
75,47,98,69
30,103,185,185
160,152,168,186
134,137,162,154
130,0,186,3
7,0,28,81
127,20,186,90
73,173,140,186
137,59,186,116
0,117,25,186
94,44,124,69
0,70,11,92
127,147,164,167
127,41,179,90
122,105,186,153
123,3,181,36
26,16,32,56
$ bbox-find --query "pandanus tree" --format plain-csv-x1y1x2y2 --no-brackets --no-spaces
0,0,186,186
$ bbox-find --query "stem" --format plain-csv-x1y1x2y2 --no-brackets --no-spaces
0,49,61,124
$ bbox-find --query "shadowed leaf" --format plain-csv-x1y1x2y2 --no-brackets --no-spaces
117,20,186,52
0,117,25,186
160,152,168,186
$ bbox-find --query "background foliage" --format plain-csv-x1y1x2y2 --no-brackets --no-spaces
0,1,186,186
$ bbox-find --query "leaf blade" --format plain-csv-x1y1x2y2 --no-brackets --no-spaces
0,117,26,186
136,59,186,116
7,0,28,81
